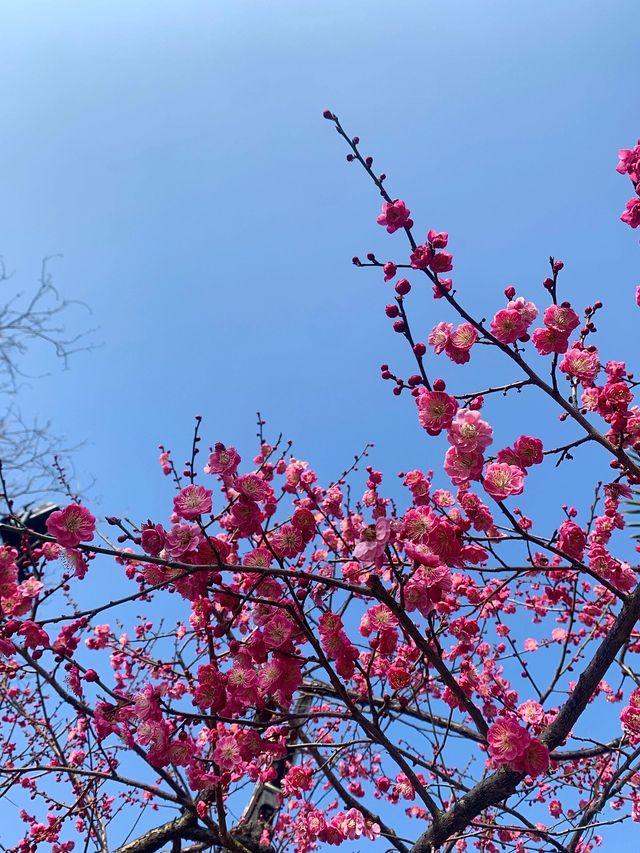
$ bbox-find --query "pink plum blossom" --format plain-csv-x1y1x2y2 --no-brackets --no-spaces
353,517,391,568
617,141,640,182
204,443,241,476
448,410,493,453
46,504,96,548
444,447,484,485
483,463,525,501
429,321,453,354
543,304,580,334
559,346,600,386
490,308,527,344
512,738,550,777
621,197,640,228
487,717,531,763
173,485,213,520
417,390,458,432
376,200,413,233
532,326,570,355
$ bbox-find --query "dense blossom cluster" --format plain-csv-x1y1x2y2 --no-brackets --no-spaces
1,122,640,853
487,717,549,776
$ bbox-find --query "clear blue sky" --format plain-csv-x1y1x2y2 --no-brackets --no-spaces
2,0,639,846
3,0,637,520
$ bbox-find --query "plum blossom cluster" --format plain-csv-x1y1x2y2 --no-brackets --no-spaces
581,359,640,452
417,385,541,502
429,320,478,364
487,716,550,777
490,295,538,345
621,687,640,743
618,139,640,229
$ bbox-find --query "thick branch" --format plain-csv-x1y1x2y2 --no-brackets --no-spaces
114,811,267,853
114,813,212,853
410,582,640,851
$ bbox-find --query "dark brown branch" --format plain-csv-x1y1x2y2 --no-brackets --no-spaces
114,813,214,853
367,575,489,737
409,582,640,851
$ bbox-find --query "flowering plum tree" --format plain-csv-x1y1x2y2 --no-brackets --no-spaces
1,121,640,853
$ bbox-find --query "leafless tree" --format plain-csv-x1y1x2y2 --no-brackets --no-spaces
0,256,92,500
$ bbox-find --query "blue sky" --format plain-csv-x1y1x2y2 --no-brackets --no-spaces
2,0,637,521
2,0,640,846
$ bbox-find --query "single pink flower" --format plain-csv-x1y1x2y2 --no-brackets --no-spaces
513,435,543,467
490,308,527,344
204,443,240,476
173,485,213,520
557,520,587,560
512,738,550,777
444,447,485,485
616,142,640,182
140,523,166,556
269,523,304,559
559,347,600,386
353,517,391,568
444,323,478,363
429,321,453,355
449,322,478,351
532,326,570,355
235,473,272,502
427,229,448,248
263,612,295,649
46,504,96,548
621,196,640,228
483,463,525,501
543,304,580,334
377,200,413,233
417,390,458,433
410,244,434,269
518,700,545,726
447,409,493,453
213,734,242,771
338,809,366,840
487,717,531,764
164,523,201,558
508,296,538,327
430,251,454,273
229,498,264,537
